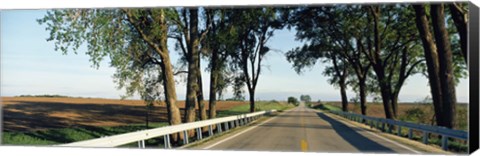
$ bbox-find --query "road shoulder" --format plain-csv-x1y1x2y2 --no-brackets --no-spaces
319,110,452,154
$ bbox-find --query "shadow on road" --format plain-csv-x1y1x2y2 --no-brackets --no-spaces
316,112,395,153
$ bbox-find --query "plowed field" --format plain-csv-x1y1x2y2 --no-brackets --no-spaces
1,97,247,132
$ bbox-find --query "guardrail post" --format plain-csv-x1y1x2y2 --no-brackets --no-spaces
386,124,392,133
183,130,189,145
381,122,385,132
138,140,145,148
164,135,171,149
408,128,413,139
236,119,239,127
217,123,222,133
196,127,203,140
224,122,229,131
441,135,448,151
397,126,402,136
209,125,214,136
422,131,429,144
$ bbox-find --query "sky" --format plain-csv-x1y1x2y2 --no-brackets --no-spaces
0,9,470,103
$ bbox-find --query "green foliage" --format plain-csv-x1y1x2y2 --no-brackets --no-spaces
299,95,311,103
287,96,299,105
2,123,168,145
226,8,285,106
38,8,177,110
311,103,342,112
400,107,428,123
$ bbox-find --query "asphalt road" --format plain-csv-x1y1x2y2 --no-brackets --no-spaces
193,104,421,154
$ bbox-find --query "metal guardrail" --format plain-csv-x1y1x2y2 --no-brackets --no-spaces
330,110,468,151
58,110,277,148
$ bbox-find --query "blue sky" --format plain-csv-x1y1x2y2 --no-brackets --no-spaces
0,10,469,103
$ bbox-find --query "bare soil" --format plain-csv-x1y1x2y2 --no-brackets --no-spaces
1,97,247,132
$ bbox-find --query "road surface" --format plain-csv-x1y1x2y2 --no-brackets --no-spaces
193,103,421,153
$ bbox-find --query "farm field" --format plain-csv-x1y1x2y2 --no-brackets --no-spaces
1,96,248,132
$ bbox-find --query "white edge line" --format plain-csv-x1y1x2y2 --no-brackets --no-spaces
325,111,423,154
202,108,296,149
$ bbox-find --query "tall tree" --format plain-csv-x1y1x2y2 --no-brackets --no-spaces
431,4,457,128
413,4,461,128
229,8,283,112
168,8,210,123
38,8,183,141
413,4,446,127
448,3,468,62
203,8,236,118
360,5,424,119
286,6,366,113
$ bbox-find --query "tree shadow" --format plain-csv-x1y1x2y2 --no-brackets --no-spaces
316,112,395,153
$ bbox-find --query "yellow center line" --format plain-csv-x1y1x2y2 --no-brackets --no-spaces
300,108,308,151
301,139,309,151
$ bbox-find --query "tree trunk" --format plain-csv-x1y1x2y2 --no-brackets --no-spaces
370,6,394,119
249,88,256,112
391,92,399,118
359,78,367,115
196,55,207,121
339,80,349,112
185,8,199,125
431,4,457,128
376,68,395,119
448,3,468,63
208,50,219,119
413,4,445,127
159,53,182,142
331,54,348,112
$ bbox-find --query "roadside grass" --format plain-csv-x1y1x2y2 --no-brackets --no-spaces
2,122,169,145
217,100,295,117
323,101,468,131
310,102,342,112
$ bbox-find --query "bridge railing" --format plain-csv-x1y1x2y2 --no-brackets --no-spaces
330,110,468,151
58,110,277,148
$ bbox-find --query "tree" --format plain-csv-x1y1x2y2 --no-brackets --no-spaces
228,8,284,112
167,8,210,123
38,8,183,141
448,3,468,63
288,97,299,105
300,95,312,103
413,4,459,128
359,5,425,119
287,5,424,118
203,8,238,119
285,6,356,112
